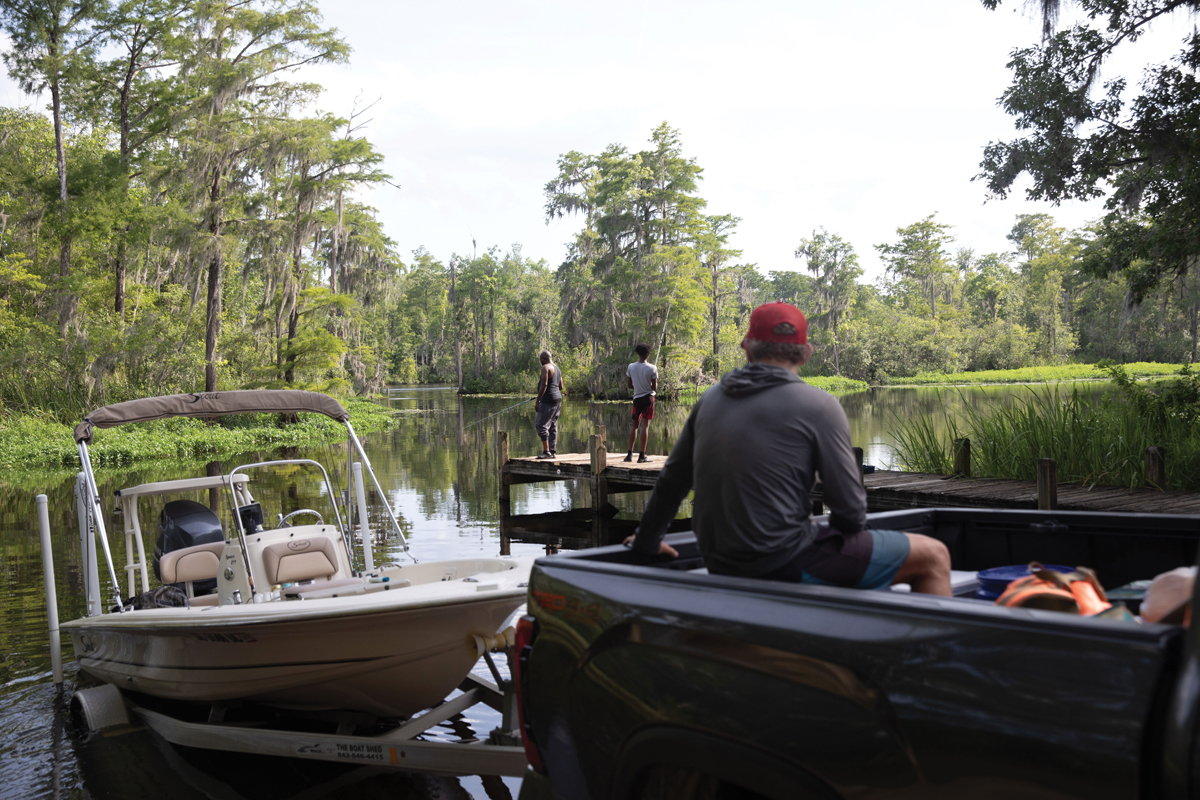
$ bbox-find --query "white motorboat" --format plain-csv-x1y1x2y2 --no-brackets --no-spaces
58,390,532,718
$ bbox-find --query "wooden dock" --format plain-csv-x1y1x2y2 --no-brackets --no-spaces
497,426,1200,552
813,470,1200,515
498,427,690,552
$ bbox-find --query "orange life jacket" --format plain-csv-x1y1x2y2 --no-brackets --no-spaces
995,562,1112,616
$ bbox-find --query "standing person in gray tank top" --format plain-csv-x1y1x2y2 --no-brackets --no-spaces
624,343,658,463
534,350,565,459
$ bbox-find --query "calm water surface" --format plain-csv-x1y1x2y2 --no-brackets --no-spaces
0,382,1106,799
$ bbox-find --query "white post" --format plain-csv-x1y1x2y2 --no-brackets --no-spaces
352,461,375,573
36,494,63,688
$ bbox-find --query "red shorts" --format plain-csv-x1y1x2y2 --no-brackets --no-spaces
632,394,655,421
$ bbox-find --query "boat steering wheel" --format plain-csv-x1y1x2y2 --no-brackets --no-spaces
278,509,324,528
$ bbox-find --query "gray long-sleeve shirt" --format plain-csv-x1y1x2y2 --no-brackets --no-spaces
633,363,867,576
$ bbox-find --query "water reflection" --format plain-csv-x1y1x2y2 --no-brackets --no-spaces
0,382,1108,799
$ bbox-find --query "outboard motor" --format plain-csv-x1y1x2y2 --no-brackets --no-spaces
152,499,224,595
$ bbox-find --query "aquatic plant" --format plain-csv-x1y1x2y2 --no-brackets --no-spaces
885,362,1182,387
893,367,1200,490
0,399,400,473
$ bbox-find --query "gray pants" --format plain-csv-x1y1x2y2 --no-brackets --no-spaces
535,400,561,452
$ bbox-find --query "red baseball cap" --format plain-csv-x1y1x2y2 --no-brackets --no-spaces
744,302,807,344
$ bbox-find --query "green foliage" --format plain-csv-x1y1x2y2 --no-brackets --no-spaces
1098,362,1200,428
675,375,868,403
894,367,1200,490
875,214,955,318
980,0,1200,300
0,398,398,472
0,0,1193,419
795,228,861,375
545,123,719,397
887,362,1183,386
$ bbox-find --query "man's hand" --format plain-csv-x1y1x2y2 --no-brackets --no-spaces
622,534,678,558
534,400,540,412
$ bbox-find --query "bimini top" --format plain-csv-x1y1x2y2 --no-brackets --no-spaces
74,390,350,444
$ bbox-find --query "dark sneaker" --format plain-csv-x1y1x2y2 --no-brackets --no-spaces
623,452,633,462
637,454,649,463
536,451,554,459
550,450,557,456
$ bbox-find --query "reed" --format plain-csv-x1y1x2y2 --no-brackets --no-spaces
893,372,1200,490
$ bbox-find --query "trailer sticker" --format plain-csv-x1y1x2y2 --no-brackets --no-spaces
293,742,389,763
335,742,386,762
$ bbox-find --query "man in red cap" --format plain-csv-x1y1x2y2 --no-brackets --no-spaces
627,302,951,595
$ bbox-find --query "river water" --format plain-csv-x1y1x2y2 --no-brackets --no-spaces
0,382,1101,799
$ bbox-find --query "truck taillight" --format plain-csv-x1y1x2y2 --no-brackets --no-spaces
513,614,545,773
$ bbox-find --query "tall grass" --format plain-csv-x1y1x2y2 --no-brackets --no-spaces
886,362,1183,386
893,373,1200,490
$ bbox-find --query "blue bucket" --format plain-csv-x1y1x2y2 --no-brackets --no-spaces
976,564,1074,601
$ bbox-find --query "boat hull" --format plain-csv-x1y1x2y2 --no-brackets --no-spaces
65,588,525,717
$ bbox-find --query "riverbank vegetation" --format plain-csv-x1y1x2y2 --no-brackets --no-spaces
884,363,1183,387
0,399,399,471
894,366,1200,491
1,0,1196,421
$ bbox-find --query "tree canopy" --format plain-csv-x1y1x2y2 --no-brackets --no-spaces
980,0,1200,300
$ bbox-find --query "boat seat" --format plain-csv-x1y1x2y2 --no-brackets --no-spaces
189,593,219,607
160,541,225,585
262,537,339,584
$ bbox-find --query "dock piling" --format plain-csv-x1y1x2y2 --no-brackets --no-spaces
953,438,971,478
36,494,63,689
498,431,511,556
590,429,609,545
1037,459,1058,510
1145,446,1166,490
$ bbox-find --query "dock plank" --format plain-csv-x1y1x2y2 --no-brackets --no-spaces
501,455,1200,519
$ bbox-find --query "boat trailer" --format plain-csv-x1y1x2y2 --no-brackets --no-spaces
71,646,528,778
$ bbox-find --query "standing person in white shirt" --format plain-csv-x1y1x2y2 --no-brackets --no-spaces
624,343,659,463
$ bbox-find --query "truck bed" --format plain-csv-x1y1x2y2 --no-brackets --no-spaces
520,508,1200,800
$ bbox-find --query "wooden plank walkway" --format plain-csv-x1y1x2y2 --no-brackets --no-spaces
817,470,1200,515
496,427,1200,552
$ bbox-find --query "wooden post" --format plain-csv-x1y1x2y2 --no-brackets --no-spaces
498,431,511,556
590,433,608,546
853,447,864,487
596,423,606,448
952,437,971,478
1145,446,1166,489
1037,458,1057,510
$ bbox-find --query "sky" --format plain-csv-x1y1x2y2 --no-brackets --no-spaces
0,0,1192,281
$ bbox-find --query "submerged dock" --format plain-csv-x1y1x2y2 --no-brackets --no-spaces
498,428,1200,552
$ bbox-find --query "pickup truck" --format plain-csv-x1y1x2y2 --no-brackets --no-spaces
513,507,1200,800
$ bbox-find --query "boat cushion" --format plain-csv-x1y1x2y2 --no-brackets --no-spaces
160,541,225,584
262,537,339,584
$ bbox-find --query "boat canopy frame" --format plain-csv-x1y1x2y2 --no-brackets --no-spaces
73,389,412,613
